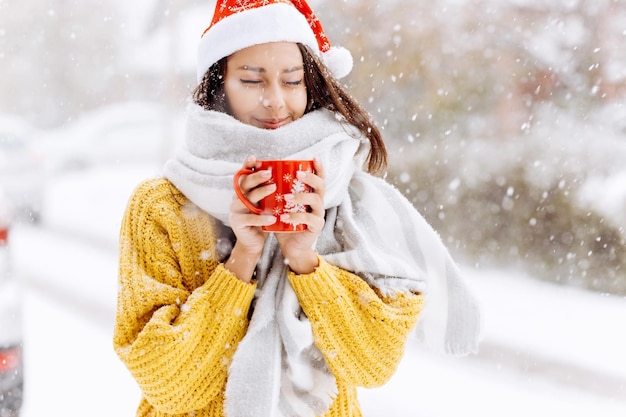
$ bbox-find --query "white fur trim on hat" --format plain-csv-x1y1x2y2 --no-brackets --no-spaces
197,3,318,82
197,3,353,82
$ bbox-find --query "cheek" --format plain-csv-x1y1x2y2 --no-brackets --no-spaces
289,88,308,114
225,82,261,116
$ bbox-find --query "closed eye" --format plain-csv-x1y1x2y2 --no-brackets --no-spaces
240,79,262,85
285,80,303,86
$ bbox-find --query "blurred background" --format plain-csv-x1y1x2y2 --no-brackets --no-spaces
1,0,625,416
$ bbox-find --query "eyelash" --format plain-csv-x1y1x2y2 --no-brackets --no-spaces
240,79,303,86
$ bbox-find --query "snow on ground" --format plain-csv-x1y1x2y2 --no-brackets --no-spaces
19,290,140,416
9,164,626,416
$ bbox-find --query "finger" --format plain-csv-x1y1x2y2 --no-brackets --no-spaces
280,212,325,234
296,169,325,196
245,182,276,205
230,182,276,213
284,193,323,216
239,168,273,192
313,157,325,179
234,155,264,190
242,155,258,169
230,212,277,229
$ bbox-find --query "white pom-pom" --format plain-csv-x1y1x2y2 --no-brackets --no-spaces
322,46,353,79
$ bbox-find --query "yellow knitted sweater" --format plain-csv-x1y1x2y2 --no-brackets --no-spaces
113,178,424,417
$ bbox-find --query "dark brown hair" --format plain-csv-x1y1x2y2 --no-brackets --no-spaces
192,44,387,174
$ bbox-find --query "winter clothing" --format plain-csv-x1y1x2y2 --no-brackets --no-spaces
164,103,480,357
113,103,480,417
113,177,423,417
115,0,481,414
196,0,353,82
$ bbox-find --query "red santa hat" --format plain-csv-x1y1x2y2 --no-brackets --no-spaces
197,0,353,82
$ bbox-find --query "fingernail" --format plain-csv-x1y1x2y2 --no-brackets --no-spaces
280,214,291,223
284,193,294,201
297,171,306,179
265,215,277,224
261,170,272,178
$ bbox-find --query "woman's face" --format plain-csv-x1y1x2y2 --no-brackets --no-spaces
224,42,307,129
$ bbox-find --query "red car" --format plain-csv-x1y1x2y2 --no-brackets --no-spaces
0,217,24,417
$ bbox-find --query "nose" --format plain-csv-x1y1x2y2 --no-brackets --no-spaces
261,84,285,110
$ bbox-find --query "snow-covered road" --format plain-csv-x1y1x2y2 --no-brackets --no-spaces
9,165,626,416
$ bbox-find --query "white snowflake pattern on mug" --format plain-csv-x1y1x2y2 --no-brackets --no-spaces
283,176,307,215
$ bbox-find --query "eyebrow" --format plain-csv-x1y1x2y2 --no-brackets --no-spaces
238,65,304,74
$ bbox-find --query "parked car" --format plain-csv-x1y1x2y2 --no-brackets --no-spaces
0,114,44,223
37,101,183,173
0,198,24,417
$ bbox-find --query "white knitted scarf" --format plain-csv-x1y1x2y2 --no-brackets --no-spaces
163,103,481,417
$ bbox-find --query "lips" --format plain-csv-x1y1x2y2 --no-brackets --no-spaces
256,117,290,129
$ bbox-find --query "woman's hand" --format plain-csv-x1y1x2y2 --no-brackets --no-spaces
275,157,326,274
226,156,277,282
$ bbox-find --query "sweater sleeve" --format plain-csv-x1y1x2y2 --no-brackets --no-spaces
288,257,423,388
113,179,257,414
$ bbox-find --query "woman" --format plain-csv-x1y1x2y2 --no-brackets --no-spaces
113,1,481,417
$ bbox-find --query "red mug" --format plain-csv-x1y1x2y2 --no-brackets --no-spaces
233,160,314,232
